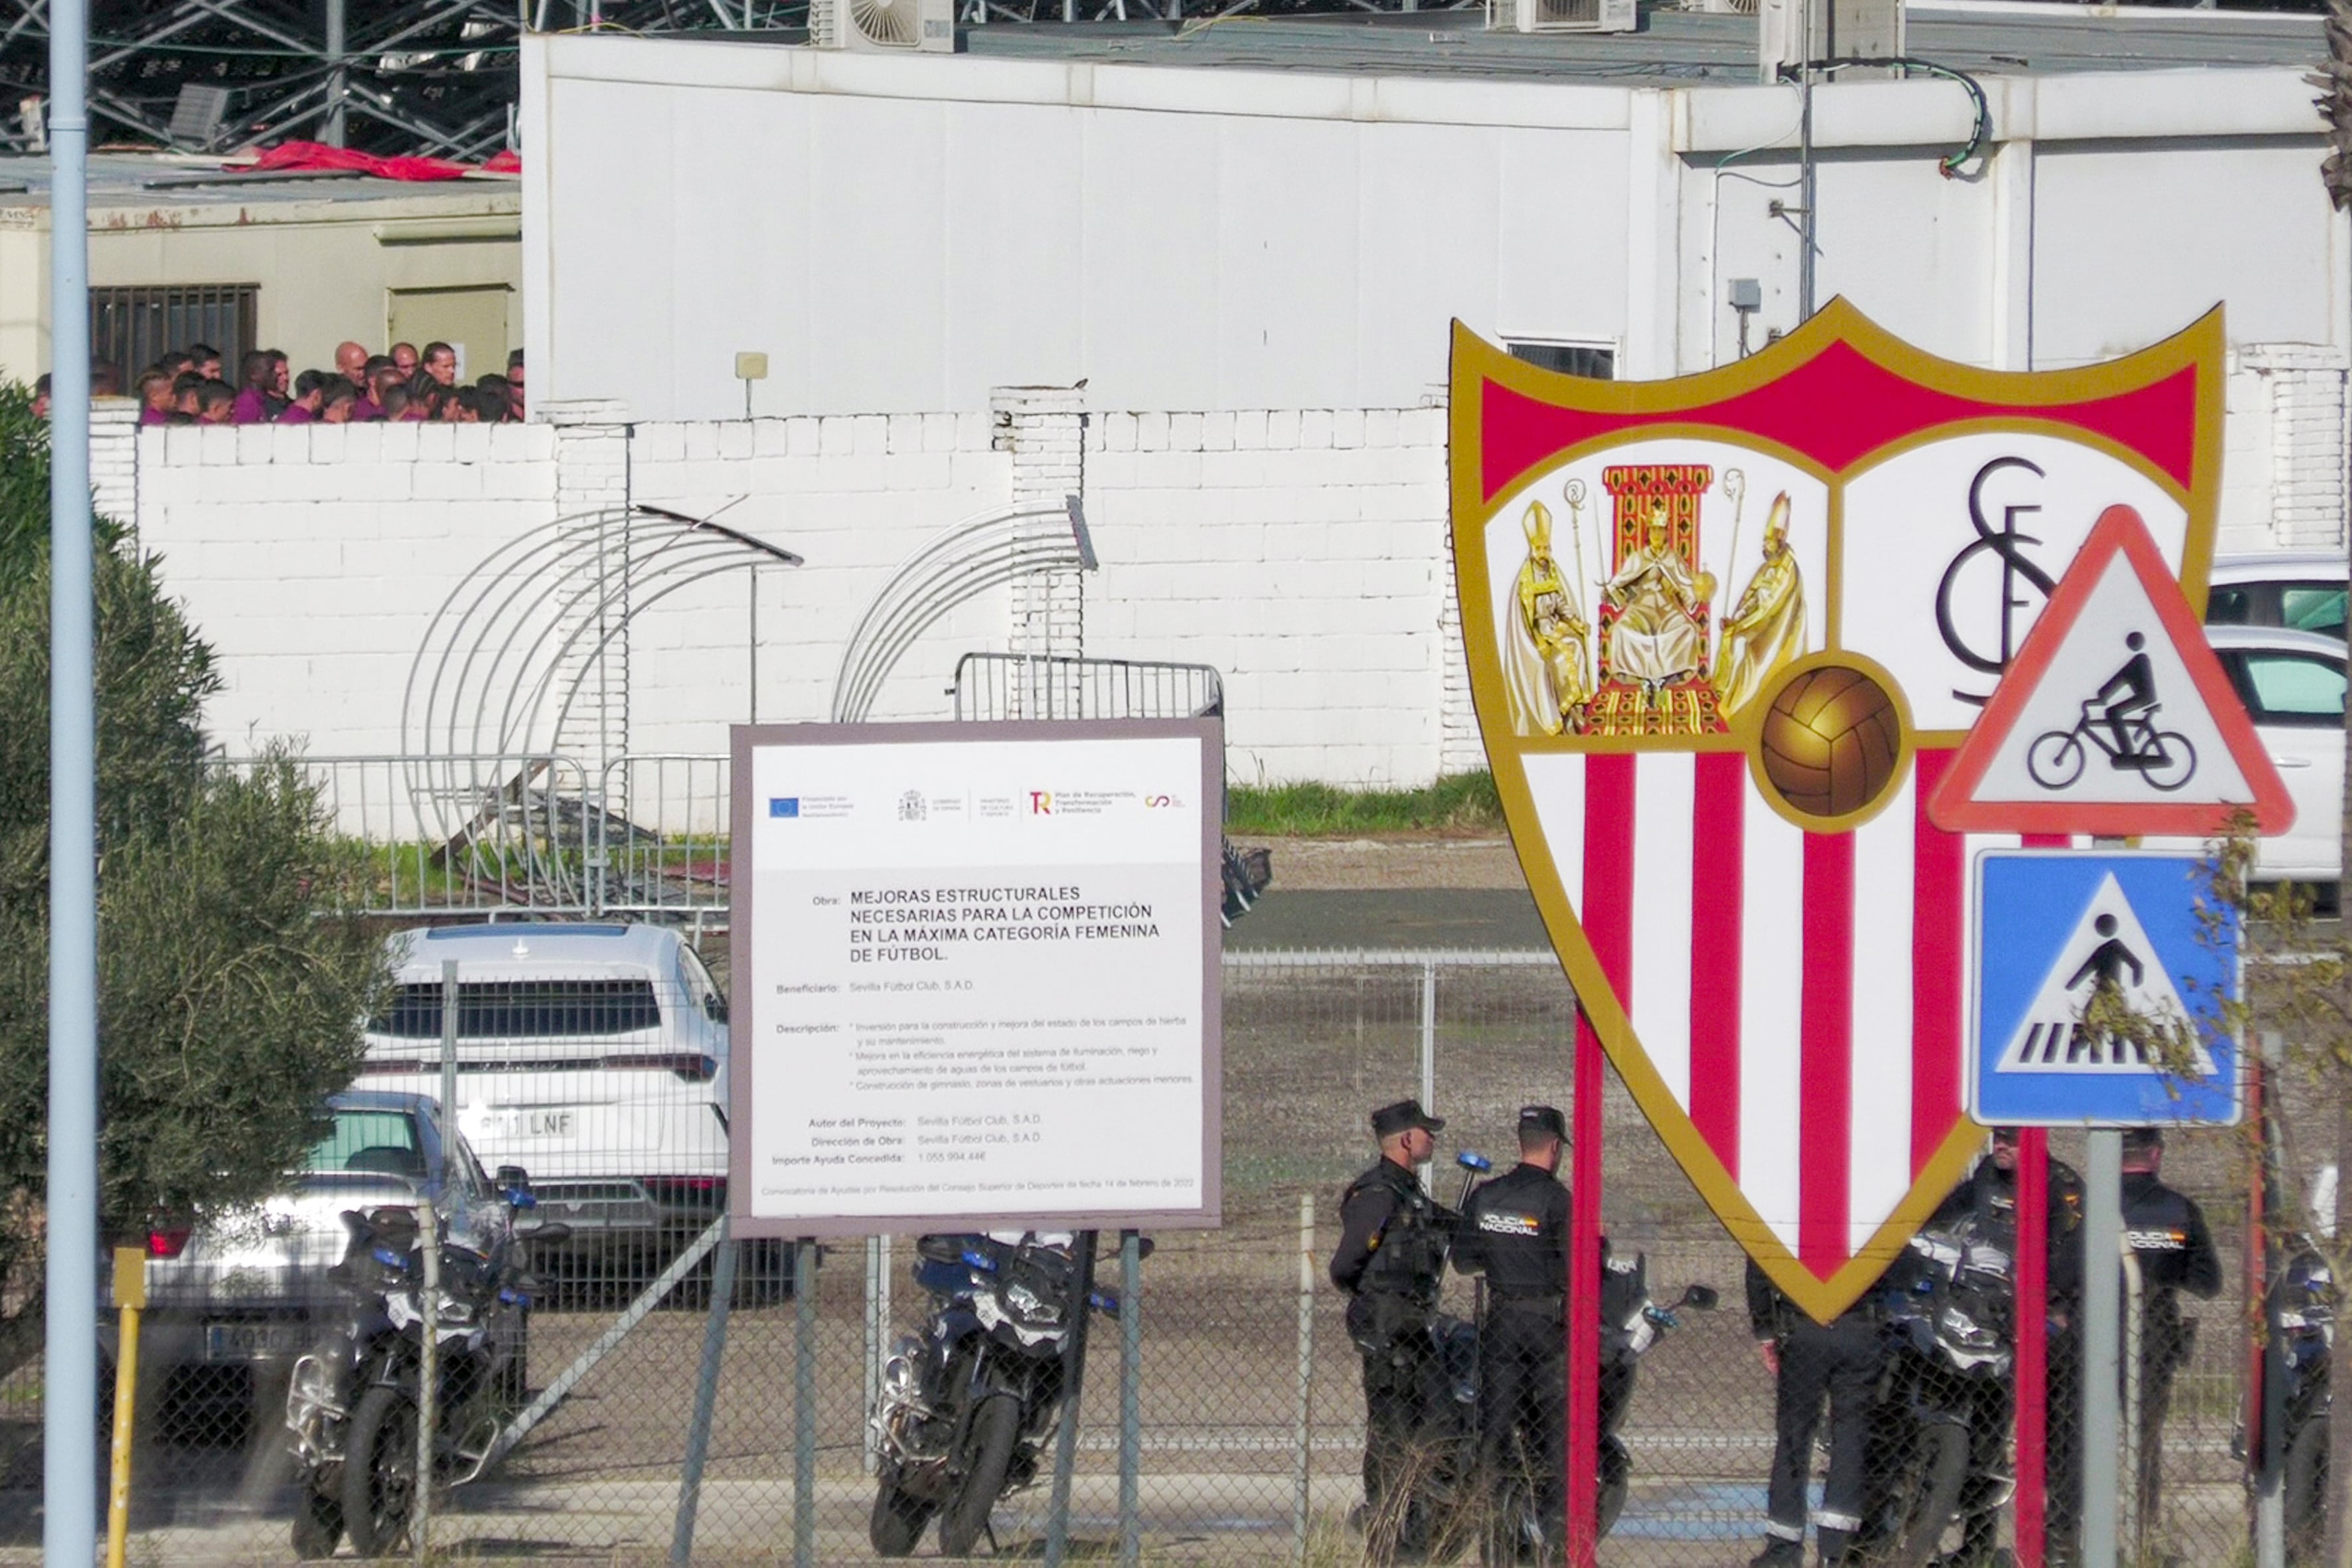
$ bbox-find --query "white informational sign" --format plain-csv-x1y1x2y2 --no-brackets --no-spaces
728,719,1222,1236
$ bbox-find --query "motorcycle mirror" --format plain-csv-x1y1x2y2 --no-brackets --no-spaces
1678,1284,1720,1312
1133,1236,1156,1261
1456,1151,1492,1173
525,1221,573,1247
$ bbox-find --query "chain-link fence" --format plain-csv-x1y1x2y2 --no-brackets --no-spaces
0,945,2274,1565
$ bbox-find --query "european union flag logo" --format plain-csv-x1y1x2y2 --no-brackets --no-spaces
769,798,799,819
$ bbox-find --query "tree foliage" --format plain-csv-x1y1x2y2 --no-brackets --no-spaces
0,386,390,1377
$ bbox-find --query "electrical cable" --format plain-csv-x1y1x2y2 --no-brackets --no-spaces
1813,54,1990,179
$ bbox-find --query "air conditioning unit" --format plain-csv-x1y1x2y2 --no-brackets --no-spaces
811,0,957,52
1485,0,1636,32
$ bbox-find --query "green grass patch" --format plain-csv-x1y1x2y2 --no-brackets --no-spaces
1225,771,1503,836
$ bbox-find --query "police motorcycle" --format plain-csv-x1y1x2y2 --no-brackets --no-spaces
869,1229,1142,1558
1595,1255,1718,1537
1405,1154,1719,1561
283,1200,552,1559
2276,1244,2334,1560
1857,1217,2017,1568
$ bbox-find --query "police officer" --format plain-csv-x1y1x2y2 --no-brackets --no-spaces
1937,1125,2086,1565
1454,1105,1573,1561
1747,1265,1881,1568
2118,1127,2219,1535
1330,1098,1451,1555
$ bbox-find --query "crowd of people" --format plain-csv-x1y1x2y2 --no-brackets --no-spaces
44,339,528,427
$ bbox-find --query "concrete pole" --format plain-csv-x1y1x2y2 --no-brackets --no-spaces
1292,1194,1314,1566
43,0,99,1557
1417,961,1437,1195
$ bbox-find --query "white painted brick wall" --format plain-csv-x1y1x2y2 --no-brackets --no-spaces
91,399,139,536
2226,345,2351,555
135,404,1456,791
995,384,1087,658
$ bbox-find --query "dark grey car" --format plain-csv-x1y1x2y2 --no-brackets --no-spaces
100,1091,529,1412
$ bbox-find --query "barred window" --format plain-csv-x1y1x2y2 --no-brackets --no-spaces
90,283,259,380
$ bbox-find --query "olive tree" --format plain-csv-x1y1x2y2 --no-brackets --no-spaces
0,384,389,1380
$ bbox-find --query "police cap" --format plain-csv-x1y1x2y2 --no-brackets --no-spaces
1371,1099,1445,1139
1518,1105,1568,1142
2122,1127,2163,1156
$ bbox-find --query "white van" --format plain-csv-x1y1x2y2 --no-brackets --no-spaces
358,922,730,1276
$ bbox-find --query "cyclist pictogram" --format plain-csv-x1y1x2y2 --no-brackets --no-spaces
2023,631,2197,792
1928,506,2293,838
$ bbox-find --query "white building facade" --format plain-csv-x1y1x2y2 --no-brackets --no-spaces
124,16,2349,789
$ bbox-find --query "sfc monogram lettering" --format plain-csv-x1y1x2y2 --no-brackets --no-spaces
1449,301,2224,1322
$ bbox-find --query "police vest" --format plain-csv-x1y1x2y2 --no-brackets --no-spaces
1350,1172,1446,1304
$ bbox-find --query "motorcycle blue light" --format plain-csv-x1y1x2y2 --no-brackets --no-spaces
372,1246,408,1269
962,1249,997,1271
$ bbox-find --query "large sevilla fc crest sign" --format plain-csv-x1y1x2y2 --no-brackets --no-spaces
1449,300,2223,1322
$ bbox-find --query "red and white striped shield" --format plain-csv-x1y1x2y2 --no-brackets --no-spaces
1449,301,2224,1322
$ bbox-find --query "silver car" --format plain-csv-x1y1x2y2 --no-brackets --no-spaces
2148,625,2347,887
2206,552,2347,643
101,1091,530,1395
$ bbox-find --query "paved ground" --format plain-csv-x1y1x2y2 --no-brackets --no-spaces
1226,836,1552,951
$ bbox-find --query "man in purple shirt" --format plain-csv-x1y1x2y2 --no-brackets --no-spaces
278,369,329,423
135,369,174,425
231,351,276,424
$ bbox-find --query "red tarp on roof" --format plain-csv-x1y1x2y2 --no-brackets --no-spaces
240,140,516,182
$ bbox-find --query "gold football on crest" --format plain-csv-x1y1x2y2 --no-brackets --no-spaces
1757,664,1903,820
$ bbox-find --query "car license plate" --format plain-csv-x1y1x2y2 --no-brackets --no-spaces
203,1322,307,1362
485,1110,575,1138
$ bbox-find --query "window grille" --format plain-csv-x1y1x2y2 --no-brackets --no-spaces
90,283,259,381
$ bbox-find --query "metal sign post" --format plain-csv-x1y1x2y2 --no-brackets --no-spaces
1564,1006,1604,1568
43,0,99,1561
2080,1131,2124,1568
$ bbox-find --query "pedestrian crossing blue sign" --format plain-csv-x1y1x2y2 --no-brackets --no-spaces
1968,850,2240,1127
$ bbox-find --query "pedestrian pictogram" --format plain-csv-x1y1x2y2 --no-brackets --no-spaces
1990,873,2213,1077
1970,850,2237,1127
1928,505,2292,836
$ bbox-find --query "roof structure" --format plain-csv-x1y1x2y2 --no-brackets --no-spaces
0,0,2322,163
0,151,518,218
949,2,2325,84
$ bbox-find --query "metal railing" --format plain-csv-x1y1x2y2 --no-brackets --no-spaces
951,651,1224,722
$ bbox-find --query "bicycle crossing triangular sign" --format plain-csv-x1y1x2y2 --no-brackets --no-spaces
1926,505,2293,836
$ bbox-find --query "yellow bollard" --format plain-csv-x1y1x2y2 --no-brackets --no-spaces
106,1244,145,1568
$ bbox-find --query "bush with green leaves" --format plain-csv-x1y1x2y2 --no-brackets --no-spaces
0,383,390,1379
